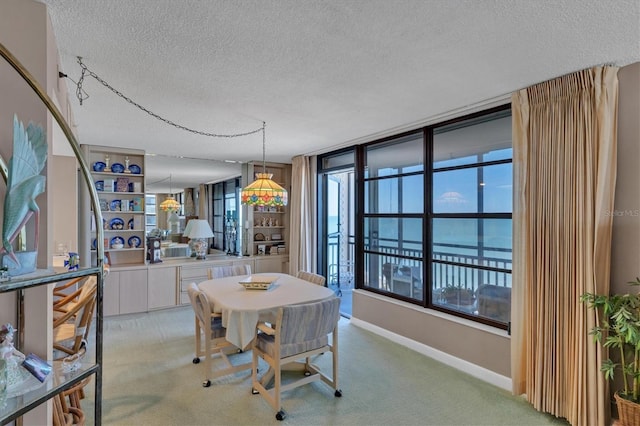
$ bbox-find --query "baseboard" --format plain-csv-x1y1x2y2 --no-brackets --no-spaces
349,317,512,391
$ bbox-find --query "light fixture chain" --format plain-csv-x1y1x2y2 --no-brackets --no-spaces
262,121,266,173
74,57,262,138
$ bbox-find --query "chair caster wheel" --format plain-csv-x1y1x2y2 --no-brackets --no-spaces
202,380,211,387
304,371,311,376
238,349,243,353
192,357,200,364
335,389,342,397
276,410,286,421
251,388,259,395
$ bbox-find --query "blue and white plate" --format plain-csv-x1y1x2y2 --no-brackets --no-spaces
109,217,124,230
92,238,97,249
111,163,125,173
99,198,109,211
127,236,142,248
95,180,104,191
128,164,141,174
93,161,106,172
110,200,121,211
128,218,134,230
110,236,125,247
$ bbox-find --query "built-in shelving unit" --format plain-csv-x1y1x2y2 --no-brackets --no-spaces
80,145,147,267
244,162,291,257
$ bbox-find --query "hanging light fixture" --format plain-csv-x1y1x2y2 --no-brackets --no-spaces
241,122,288,206
159,174,181,213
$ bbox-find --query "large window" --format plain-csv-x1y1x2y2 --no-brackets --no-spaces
356,106,512,328
362,132,425,301
431,110,512,326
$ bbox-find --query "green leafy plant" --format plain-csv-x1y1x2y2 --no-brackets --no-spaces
580,277,640,403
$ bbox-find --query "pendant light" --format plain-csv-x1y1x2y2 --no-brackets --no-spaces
241,122,288,206
159,174,180,213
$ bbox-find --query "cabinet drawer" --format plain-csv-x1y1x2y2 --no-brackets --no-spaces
180,266,210,280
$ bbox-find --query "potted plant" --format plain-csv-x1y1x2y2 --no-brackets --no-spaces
580,277,640,425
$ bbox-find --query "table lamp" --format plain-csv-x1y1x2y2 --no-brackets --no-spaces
184,219,214,260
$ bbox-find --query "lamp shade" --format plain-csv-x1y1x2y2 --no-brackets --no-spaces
241,173,288,206
159,195,180,213
183,219,214,239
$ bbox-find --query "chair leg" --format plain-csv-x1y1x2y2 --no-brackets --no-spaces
193,317,201,364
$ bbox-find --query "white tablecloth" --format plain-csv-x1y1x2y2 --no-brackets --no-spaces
198,273,335,349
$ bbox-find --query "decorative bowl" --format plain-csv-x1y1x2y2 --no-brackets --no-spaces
93,161,106,172
111,162,125,173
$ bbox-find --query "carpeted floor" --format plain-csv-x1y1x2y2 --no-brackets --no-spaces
84,306,568,425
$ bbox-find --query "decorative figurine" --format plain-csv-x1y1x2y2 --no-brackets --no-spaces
104,154,111,172
124,156,131,173
1,115,47,275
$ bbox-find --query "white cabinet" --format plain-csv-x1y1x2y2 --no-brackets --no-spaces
81,145,147,268
254,255,287,273
103,268,148,316
147,266,178,310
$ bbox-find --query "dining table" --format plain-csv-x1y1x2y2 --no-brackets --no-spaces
198,272,335,349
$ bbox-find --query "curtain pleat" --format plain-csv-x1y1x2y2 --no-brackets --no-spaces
289,155,316,275
511,66,618,426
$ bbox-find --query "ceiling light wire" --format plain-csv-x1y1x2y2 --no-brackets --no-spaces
68,57,263,138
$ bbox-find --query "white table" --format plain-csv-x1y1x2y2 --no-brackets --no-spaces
198,273,335,349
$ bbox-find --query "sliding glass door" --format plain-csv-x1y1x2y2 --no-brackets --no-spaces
318,150,355,317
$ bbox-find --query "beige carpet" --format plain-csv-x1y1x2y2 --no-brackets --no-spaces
83,306,568,425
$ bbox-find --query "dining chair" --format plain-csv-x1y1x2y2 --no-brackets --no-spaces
52,376,91,426
207,264,251,279
53,276,94,321
190,264,252,361
53,276,97,358
53,388,85,426
296,270,326,286
187,283,252,387
251,296,342,421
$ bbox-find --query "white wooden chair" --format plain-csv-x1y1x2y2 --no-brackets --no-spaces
296,270,326,286
187,283,251,387
207,264,251,279
251,296,342,421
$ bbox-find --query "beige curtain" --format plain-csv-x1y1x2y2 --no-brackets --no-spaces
289,155,317,275
511,66,618,426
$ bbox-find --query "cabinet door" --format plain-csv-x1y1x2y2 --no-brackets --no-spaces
118,269,148,314
254,256,285,273
148,267,177,310
103,271,120,316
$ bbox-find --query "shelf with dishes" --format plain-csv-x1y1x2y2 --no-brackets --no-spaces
92,235,144,251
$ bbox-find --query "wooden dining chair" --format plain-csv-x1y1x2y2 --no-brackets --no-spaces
187,283,251,387
207,264,252,279
52,377,87,425
296,270,326,286
188,264,252,362
53,276,94,321
251,296,342,421
53,276,97,358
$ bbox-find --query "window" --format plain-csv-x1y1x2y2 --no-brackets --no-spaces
354,106,512,328
431,110,512,326
362,132,425,301
145,195,156,234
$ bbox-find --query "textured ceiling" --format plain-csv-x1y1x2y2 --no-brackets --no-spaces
39,0,640,193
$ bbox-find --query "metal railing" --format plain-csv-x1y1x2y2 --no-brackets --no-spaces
327,235,512,296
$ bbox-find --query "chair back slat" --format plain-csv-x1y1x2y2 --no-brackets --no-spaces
208,264,251,279
280,296,340,345
296,271,326,286
187,282,211,327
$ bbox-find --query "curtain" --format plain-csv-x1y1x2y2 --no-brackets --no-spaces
511,66,618,426
289,155,317,275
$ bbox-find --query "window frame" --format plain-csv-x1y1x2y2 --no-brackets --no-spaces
352,105,512,330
